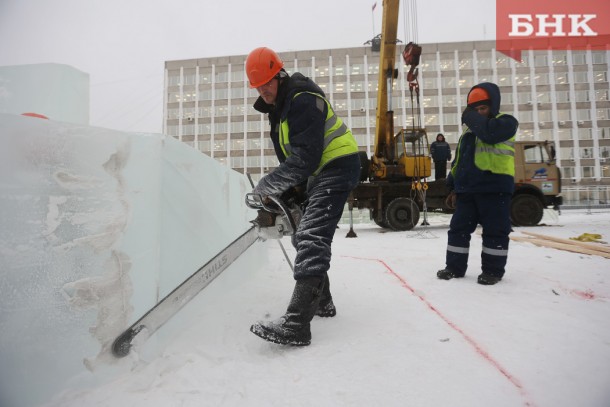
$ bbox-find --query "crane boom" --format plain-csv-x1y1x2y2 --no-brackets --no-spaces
374,0,400,162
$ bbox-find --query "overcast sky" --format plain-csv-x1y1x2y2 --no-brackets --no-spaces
0,0,496,133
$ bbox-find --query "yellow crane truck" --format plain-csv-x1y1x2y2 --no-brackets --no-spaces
347,0,563,231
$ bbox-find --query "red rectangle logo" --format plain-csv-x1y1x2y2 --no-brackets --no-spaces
496,0,610,61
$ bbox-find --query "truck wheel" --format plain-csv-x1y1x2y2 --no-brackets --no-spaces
385,198,420,231
371,209,388,228
510,194,543,226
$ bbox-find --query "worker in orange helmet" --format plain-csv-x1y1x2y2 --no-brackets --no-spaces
245,47,360,345
437,82,518,285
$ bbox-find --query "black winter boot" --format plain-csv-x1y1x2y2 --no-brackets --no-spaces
316,273,336,317
250,276,324,346
437,268,464,280
477,273,502,285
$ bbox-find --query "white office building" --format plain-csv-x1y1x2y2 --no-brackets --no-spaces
164,40,610,205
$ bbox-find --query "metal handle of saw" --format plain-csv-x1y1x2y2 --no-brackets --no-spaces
245,193,298,236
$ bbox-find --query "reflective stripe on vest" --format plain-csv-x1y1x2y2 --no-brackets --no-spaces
452,113,516,177
279,91,358,175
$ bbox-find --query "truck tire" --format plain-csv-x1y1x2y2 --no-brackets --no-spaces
371,209,388,228
385,197,420,231
510,194,544,226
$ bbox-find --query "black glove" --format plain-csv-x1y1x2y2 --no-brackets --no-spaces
461,106,474,125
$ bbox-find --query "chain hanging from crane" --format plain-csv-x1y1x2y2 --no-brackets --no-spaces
401,0,422,130
401,0,429,219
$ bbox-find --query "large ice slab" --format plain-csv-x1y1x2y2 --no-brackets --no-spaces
0,113,253,407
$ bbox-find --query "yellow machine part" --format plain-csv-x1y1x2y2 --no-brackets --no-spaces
398,155,431,178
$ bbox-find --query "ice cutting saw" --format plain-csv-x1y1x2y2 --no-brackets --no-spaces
111,191,302,358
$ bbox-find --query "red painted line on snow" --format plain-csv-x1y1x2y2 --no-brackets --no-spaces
342,255,536,407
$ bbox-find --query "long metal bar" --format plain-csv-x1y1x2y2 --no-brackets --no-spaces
112,227,259,357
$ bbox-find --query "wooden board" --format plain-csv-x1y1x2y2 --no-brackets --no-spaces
520,231,610,254
510,235,610,259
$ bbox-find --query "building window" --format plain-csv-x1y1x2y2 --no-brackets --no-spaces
580,148,594,159
581,166,595,178
168,74,181,86
476,53,492,69
578,128,592,140
536,92,550,103
441,94,457,107
199,71,212,84
459,75,474,89
556,91,569,102
423,76,438,89
230,87,244,99
198,89,212,100
350,64,365,75
517,92,532,104
496,55,510,68
515,74,531,86
458,57,473,69
561,165,574,179
231,70,244,82
497,73,511,87
215,71,228,83
534,55,548,67
183,73,196,85
592,53,606,64
572,52,586,65
167,108,179,119
554,72,568,84
198,106,211,118
573,72,588,83
576,109,591,121
556,129,571,140
519,110,533,122
441,76,456,87
595,90,609,102
538,110,552,122
421,58,437,70
439,57,454,71
552,53,567,65
557,109,571,121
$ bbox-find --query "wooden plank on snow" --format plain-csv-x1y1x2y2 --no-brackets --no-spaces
510,236,610,259
520,231,610,254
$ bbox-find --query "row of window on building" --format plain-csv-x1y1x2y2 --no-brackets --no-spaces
167,72,608,103
166,50,608,87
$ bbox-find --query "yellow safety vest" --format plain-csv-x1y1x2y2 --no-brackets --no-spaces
279,91,358,175
452,113,516,177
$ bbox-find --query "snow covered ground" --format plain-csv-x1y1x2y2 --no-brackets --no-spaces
45,209,610,407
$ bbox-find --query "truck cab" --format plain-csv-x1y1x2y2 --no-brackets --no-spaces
511,140,563,226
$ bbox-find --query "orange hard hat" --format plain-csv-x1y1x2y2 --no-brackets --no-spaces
467,87,490,106
246,47,284,88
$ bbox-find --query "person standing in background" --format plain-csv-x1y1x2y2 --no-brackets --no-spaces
430,133,451,180
437,82,518,285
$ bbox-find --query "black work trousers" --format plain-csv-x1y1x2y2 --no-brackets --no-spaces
434,160,447,180
293,154,360,279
